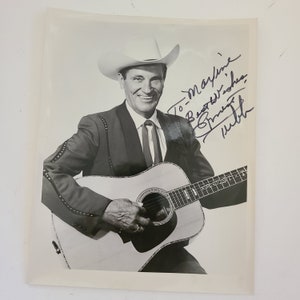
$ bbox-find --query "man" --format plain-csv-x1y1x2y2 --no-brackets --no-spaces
42,38,245,274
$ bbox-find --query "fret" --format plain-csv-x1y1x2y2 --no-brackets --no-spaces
174,193,180,209
170,190,180,209
183,188,191,201
222,180,230,187
210,184,218,192
217,174,226,189
202,187,209,196
186,186,197,202
176,191,183,208
191,187,198,197
221,174,230,187
183,190,191,205
238,166,247,181
197,181,204,189
176,190,184,207
175,189,185,208
201,179,213,195
206,185,213,194
191,185,202,198
177,189,185,207
225,172,235,185
215,176,226,191
198,181,209,196
197,188,204,198
232,169,242,183
207,177,218,192
196,188,204,198
168,166,247,210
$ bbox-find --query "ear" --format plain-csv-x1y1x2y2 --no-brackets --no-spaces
117,73,125,89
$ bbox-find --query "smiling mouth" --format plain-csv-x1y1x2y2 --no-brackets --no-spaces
138,95,156,101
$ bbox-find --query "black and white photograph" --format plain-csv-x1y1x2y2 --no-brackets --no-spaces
3,1,300,300
28,9,255,293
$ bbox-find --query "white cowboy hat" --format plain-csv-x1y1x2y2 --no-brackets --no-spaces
98,37,180,80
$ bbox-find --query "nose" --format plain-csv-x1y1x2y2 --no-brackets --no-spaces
142,80,152,94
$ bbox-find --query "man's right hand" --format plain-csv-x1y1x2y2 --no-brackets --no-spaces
102,199,150,234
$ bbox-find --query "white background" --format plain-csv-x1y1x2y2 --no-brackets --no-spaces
1,0,299,299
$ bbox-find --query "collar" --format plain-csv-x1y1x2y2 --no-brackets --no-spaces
125,100,162,129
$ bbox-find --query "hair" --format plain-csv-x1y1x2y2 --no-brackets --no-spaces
119,63,168,80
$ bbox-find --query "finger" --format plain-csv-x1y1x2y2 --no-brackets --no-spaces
132,203,148,217
139,206,147,215
132,201,143,207
130,224,144,233
136,224,144,233
156,209,168,221
136,216,150,226
128,223,139,231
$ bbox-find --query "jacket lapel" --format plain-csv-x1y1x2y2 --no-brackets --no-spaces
116,102,148,175
157,111,185,163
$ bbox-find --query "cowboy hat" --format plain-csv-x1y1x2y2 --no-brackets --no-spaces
98,37,180,80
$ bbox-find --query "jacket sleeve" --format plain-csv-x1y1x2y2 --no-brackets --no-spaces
181,119,247,209
42,115,112,237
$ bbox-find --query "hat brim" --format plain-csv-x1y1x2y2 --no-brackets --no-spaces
98,44,180,80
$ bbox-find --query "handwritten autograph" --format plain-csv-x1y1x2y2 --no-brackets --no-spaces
187,92,254,142
167,53,254,143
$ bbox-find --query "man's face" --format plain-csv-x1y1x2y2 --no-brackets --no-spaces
118,64,165,118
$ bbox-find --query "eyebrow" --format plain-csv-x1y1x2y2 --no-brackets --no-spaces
132,75,144,79
152,75,163,80
130,75,163,80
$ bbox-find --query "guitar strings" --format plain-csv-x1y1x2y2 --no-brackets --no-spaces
136,170,247,213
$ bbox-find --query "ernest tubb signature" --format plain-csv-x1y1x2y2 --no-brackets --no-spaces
167,53,254,143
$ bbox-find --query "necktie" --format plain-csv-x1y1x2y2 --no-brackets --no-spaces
142,120,162,167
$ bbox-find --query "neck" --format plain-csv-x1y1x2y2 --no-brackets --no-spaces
141,110,155,119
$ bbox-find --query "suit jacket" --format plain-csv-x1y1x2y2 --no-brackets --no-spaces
42,102,244,237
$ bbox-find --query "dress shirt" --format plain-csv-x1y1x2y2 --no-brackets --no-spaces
125,101,167,161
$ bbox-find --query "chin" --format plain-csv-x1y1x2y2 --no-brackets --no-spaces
142,103,157,112
138,107,156,118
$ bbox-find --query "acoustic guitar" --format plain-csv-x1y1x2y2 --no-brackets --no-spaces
51,162,247,271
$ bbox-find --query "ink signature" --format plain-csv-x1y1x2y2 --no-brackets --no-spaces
187,93,254,142
167,53,254,143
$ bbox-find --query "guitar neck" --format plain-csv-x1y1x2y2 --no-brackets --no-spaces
169,166,247,209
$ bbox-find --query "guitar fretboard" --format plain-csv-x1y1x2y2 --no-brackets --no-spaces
169,166,247,209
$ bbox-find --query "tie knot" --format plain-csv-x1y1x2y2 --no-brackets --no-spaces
144,120,154,127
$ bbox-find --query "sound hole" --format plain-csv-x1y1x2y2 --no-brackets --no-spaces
142,192,171,223
131,191,177,252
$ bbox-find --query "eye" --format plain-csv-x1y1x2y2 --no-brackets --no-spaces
151,78,163,85
132,76,144,82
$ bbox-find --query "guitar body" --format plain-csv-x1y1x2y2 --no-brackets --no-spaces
52,163,205,271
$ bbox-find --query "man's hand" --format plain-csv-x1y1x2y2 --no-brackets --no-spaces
102,199,150,234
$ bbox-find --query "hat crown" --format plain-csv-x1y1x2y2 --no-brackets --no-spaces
98,37,180,80
122,37,162,61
